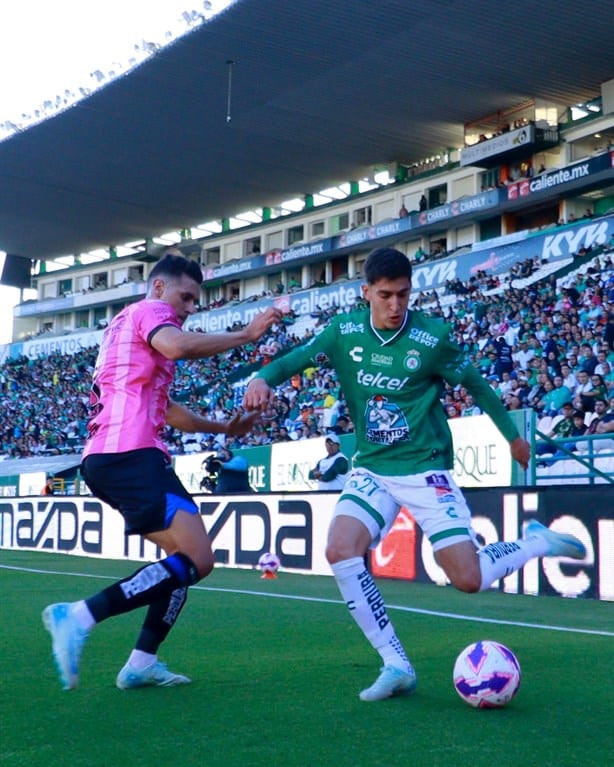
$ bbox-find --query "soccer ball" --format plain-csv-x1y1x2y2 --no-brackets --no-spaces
257,552,280,574
453,640,521,708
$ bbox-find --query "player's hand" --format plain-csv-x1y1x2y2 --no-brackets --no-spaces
243,378,275,411
245,307,282,342
225,410,261,437
510,437,530,470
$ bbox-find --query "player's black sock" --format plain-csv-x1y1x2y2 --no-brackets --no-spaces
85,552,198,623
134,587,188,654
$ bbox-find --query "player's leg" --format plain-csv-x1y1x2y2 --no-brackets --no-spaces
42,450,208,689
114,509,213,689
406,471,586,593
326,471,416,701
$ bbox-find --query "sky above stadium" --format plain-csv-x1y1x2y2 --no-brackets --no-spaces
0,1,234,344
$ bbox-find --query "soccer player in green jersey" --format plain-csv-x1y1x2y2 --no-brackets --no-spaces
244,247,586,702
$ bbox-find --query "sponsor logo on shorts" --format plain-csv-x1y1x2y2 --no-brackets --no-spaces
426,473,456,502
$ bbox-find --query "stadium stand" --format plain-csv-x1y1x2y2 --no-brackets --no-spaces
1,245,612,486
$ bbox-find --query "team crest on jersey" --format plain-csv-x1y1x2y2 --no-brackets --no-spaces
364,395,410,445
404,349,421,372
314,352,329,365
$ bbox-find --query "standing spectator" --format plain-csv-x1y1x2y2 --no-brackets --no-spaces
493,335,513,377
41,476,55,496
308,434,349,490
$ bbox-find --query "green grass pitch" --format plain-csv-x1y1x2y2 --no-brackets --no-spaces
1,550,612,767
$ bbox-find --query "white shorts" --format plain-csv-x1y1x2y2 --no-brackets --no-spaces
333,467,479,553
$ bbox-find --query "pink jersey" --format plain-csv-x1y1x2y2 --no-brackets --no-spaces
82,299,182,458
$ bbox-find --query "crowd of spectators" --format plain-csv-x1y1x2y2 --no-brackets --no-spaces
1,250,613,463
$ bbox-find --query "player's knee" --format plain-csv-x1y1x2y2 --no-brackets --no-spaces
450,571,481,593
193,551,214,580
325,542,342,565
326,540,362,565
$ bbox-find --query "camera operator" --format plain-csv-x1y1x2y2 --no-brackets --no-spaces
201,446,251,494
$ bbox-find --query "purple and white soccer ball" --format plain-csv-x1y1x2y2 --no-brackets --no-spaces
453,640,521,708
257,552,280,573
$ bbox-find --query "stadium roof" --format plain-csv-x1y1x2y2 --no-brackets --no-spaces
1,0,614,260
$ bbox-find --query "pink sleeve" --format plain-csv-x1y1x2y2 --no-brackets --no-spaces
134,300,181,344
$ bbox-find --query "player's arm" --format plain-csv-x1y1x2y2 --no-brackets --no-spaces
463,366,530,468
440,333,530,469
166,399,260,436
243,325,335,410
151,307,281,361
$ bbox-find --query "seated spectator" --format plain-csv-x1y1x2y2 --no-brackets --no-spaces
537,375,573,416
573,370,594,410
580,397,614,452
461,394,482,416
581,373,608,407
535,403,580,460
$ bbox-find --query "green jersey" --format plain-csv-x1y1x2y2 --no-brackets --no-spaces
256,308,519,475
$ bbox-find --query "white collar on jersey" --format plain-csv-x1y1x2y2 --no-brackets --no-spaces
369,310,409,346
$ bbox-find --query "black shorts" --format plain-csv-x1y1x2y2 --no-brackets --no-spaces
81,448,198,535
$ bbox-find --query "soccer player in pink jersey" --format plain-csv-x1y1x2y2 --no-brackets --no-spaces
43,252,281,690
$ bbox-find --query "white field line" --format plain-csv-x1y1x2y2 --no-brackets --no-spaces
2,563,613,638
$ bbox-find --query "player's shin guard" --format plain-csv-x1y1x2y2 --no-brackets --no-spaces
331,556,412,672
135,587,188,654
478,536,546,591
85,552,199,623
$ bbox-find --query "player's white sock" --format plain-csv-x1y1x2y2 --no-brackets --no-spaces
331,556,412,672
127,650,157,670
478,535,547,591
72,599,96,631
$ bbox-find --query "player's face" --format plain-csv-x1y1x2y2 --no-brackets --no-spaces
154,274,201,322
363,276,411,329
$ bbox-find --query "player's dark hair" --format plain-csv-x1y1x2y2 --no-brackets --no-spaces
148,253,203,286
364,247,412,284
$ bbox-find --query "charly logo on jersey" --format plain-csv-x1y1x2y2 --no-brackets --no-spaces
371,352,394,367
349,346,364,362
404,349,421,372
408,328,439,348
340,321,365,335
365,394,410,445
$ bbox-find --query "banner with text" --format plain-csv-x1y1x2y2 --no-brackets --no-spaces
1,486,611,599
